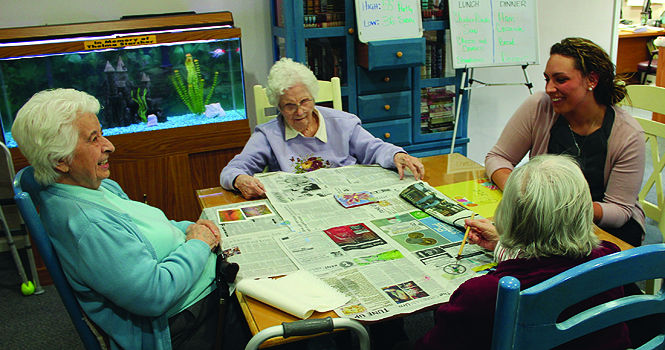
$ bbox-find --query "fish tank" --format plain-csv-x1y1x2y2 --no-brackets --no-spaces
0,12,246,148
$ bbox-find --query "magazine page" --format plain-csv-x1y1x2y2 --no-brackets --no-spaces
400,181,479,229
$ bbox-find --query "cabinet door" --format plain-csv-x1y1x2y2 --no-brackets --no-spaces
363,119,412,146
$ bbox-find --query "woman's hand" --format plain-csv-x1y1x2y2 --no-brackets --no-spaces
394,153,425,180
186,220,221,251
234,174,266,199
465,218,499,251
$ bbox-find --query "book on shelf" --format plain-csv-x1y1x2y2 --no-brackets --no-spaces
421,0,447,20
420,86,455,134
274,0,345,27
275,0,285,27
303,0,345,27
306,37,345,82
422,31,444,79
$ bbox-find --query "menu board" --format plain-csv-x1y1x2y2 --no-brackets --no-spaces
448,0,539,68
355,0,423,43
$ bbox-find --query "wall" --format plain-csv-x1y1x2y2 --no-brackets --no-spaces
1,0,618,165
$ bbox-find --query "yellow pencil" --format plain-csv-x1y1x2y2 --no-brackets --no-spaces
456,213,476,260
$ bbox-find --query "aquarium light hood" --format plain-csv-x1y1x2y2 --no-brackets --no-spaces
0,25,233,48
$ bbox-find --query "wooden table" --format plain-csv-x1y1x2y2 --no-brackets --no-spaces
196,153,633,347
617,29,665,75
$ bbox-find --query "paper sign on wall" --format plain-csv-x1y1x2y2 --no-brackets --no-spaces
355,0,423,43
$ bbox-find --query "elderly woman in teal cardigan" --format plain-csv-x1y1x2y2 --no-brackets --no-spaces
12,88,248,350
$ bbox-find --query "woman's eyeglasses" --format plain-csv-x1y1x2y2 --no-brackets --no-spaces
280,98,314,114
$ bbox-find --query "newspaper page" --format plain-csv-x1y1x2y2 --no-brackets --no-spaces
259,166,417,232
207,165,496,322
220,229,299,279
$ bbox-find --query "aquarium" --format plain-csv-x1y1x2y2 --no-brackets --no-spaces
0,17,246,147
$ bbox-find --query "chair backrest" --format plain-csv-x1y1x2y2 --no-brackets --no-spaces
491,244,665,350
623,85,665,242
253,76,342,126
13,166,105,350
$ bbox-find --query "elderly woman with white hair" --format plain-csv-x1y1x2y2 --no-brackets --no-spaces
12,88,249,350
415,154,631,350
220,57,425,199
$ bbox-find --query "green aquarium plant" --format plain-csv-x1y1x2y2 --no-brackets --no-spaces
170,53,219,115
131,88,148,123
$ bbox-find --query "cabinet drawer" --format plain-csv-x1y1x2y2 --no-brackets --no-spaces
364,119,412,145
358,91,411,122
357,38,425,70
357,67,411,95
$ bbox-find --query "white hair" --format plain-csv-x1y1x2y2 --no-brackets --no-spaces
265,57,319,106
12,89,100,186
495,154,599,259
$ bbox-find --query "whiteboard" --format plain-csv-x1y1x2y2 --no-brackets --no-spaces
448,0,539,69
355,0,423,43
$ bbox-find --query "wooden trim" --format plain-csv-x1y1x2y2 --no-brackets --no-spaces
0,12,234,43
9,119,250,169
0,28,242,59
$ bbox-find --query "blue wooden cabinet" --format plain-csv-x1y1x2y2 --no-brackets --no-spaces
270,0,469,157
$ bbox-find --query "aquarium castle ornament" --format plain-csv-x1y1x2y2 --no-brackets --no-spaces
170,53,219,115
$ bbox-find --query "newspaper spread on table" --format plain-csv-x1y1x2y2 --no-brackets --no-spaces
200,165,496,321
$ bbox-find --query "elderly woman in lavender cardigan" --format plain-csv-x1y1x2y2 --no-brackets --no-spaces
220,58,425,199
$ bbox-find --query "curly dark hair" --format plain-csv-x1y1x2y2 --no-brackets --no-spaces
550,37,627,106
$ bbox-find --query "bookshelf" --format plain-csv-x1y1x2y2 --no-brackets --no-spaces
270,0,469,157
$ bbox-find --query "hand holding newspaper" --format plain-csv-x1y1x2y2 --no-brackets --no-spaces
236,270,351,319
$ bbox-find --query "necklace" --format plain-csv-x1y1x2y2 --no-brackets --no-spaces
568,124,583,156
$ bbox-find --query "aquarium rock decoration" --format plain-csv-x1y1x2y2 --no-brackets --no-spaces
101,57,163,128
146,114,158,126
171,53,219,115
204,102,226,118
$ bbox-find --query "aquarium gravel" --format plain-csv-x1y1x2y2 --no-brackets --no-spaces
4,110,246,148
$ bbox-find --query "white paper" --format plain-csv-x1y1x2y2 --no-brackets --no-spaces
236,270,350,319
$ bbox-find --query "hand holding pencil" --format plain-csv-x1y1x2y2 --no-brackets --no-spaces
456,213,476,260
462,217,500,253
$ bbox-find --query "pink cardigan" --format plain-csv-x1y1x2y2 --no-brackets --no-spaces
485,92,645,230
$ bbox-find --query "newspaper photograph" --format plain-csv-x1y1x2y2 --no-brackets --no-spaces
200,200,289,237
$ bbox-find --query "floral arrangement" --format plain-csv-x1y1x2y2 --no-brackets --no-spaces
291,156,331,173
170,53,219,115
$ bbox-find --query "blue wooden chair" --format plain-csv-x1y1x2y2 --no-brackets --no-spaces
491,244,665,350
13,166,106,350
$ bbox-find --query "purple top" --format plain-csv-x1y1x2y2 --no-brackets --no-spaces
485,92,645,230
220,106,405,190
415,241,630,350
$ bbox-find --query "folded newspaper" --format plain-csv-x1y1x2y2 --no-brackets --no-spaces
400,182,477,229
236,270,351,319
